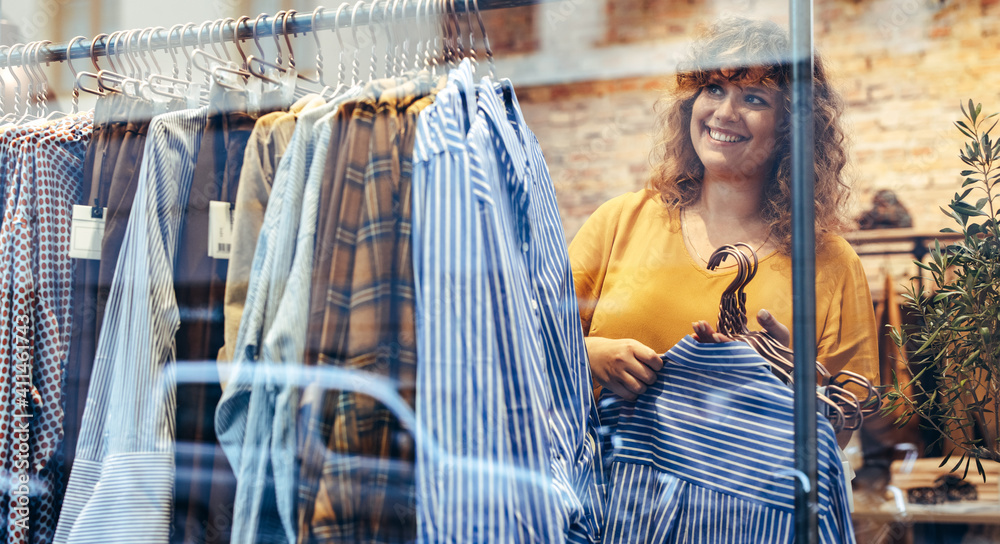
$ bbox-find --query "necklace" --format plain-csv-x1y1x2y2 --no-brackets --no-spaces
681,208,772,266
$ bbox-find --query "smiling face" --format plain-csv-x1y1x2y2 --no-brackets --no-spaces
689,76,783,186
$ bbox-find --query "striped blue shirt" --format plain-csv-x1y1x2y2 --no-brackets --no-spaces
54,106,208,544
600,336,854,543
411,59,603,542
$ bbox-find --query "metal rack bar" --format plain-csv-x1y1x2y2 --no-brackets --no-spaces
0,0,551,68
789,0,819,542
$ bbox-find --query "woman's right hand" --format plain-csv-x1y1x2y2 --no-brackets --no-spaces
585,336,663,401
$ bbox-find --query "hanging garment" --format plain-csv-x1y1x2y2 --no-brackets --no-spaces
294,72,436,544
221,93,326,367
172,87,264,544
0,113,93,544
63,94,136,476
599,336,854,544
54,105,209,544
411,59,604,542
216,87,360,544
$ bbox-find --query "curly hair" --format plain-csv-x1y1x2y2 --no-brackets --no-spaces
648,17,851,253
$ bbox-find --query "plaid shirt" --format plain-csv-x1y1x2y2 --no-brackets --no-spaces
297,73,436,544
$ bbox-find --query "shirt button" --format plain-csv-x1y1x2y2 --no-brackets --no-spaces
530,299,539,311
521,243,529,252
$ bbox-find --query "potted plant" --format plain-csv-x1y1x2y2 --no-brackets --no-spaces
885,100,1000,480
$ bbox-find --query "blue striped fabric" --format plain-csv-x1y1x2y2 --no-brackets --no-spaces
600,336,854,544
54,106,209,544
411,59,603,542
215,88,360,544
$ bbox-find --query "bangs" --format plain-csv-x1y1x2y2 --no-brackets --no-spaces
677,65,788,92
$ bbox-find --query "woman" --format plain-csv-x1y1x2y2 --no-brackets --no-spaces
569,18,878,410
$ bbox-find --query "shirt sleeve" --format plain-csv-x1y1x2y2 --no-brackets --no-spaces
816,239,880,386
567,196,626,336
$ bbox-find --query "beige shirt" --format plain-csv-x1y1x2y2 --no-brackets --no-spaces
219,94,326,374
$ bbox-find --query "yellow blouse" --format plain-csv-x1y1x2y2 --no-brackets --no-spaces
568,189,879,384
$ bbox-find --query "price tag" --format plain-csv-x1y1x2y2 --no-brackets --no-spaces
68,204,106,260
208,201,234,259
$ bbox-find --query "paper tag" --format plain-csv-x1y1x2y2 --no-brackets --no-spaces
186,83,203,109
208,201,234,259
246,77,263,116
280,67,298,103
69,204,106,260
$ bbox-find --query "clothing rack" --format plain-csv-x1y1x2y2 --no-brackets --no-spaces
0,0,551,68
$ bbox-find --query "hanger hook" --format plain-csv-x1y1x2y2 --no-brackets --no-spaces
392,0,404,73
351,2,366,86
333,3,350,87
8,44,25,117
272,10,287,66
66,36,87,80
198,20,213,53
311,7,325,83
166,24,184,78
120,30,136,77
117,30,133,75
470,0,494,79
381,0,394,76
183,22,200,80
135,28,154,77
36,40,52,115
282,9,298,69
217,18,236,63
22,42,37,115
233,16,251,69
252,13,268,59
115,31,132,76
208,19,225,60
104,31,120,73
369,1,379,79
127,29,143,77
147,27,165,75
88,34,106,81
464,0,478,66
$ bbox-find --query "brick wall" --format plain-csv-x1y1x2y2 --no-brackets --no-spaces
516,0,994,246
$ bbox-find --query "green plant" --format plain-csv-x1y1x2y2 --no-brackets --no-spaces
885,100,1000,481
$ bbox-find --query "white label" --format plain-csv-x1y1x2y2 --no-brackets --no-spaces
208,201,234,260
69,205,106,260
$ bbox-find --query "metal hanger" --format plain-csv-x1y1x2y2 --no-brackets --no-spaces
232,16,251,70
145,27,166,77
14,42,40,124
365,1,379,80
246,13,285,86
165,24,185,78
72,35,108,100
706,243,880,433
34,40,55,117
0,44,25,124
350,2,366,85
469,0,495,79
391,0,405,75
310,7,327,85
332,3,352,90
147,26,193,101
464,0,479,70
23,42,43,118
424,0,441,76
